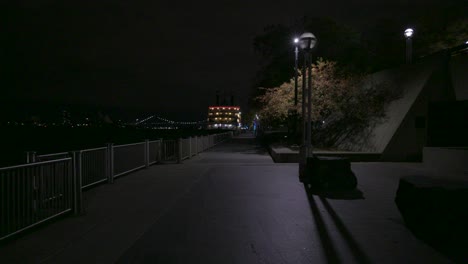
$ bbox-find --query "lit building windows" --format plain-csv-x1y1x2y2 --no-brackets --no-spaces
207,105,241,130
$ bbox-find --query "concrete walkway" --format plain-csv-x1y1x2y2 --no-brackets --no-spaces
0,136,452,263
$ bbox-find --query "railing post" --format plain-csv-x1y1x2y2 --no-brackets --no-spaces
188,137,192,158
71,151,83,215
25,151,36,164
107,143,114,183
145,139,150,168
194,136,198,155
158,138,163,162
177,138,183,164
163,140,167,161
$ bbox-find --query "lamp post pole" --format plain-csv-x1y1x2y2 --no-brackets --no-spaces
289,38,299,145
294,38,299,106
404,28,414,64
301,48,307,148
306,51,312,153
298,32,317,179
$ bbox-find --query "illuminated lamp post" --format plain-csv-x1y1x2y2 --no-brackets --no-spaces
290,37,300,145
293,38,299,106
298,32,316,177
404,28,414,64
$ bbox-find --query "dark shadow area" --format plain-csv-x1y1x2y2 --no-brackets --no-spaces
210,148,268,155
307,194,341,263
0,212,71,246
209,140,269,155
319,196,372,264
395,176,468,263
307,188,365,200
305,187,372,264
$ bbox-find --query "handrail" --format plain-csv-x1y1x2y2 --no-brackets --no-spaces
82,146,107,153
0,157,72,171
114,142,146,148
36,152,69,158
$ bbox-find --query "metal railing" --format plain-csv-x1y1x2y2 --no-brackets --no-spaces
113,142,146,178
81,147,108,189
148,140,162,165
180,138,191,161
35,152,69,162
161,140,177,161
191,137,198,156
1,132,233,241
197,137,204,152
176,132,233,162
0,158,75,241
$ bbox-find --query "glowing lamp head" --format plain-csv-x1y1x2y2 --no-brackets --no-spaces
293,38,299,44
299,32,317,51
404,28,414,38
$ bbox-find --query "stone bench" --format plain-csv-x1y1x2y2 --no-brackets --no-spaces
301,156,357,191
395,175,468,261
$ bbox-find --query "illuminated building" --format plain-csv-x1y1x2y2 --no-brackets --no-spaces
207,106,241,129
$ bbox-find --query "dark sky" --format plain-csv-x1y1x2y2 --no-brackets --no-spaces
1,0,461,120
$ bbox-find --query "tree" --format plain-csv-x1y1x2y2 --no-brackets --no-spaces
256,59,399,148
253,17,367,89
418,18,468,54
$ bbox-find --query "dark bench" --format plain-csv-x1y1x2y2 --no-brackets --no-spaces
301,156,357,191
395,175,468,261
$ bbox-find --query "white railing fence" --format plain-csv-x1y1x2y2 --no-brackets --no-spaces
161,140,177,161
113,142,146,178
148,140,162,165
0,158,77,241
1,132,232,241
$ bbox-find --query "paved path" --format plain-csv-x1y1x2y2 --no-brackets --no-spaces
0,136,452,263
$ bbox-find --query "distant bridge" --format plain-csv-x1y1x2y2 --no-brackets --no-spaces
130,115,206,128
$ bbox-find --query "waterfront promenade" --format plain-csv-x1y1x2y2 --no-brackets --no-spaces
0,134,451,263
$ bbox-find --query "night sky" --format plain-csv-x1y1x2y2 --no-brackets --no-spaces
1,0,461,120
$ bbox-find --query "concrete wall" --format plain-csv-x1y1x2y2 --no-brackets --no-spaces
334,49,467,161
339,55,441,154
337,52,465,161
423,147,468,178
450,52,468,100
381,55,454,161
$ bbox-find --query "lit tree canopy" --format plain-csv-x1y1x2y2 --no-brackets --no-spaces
256,59,399,147
256,59,362,122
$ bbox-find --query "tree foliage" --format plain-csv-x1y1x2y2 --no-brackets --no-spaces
253,17,366,89
256,59,400,148
419,18,468,54
252,10,467,96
